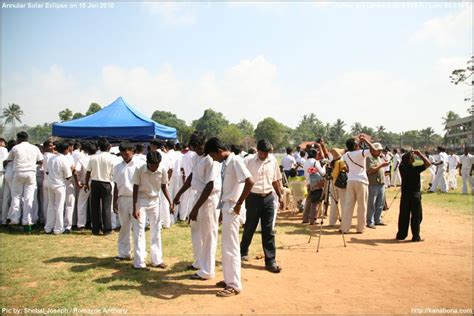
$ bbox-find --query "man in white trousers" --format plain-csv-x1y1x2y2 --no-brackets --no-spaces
169,143,184,223
74,142,94,230
6,131,43,231
63,141,76,233
113,141,143,261
447,150,460,190
459,149,473,194
44,141,72,235
132,151,174,270
391,148,402,187
430,146,448,193
179,147,196,221
205,137,254,297
174,131,221,280
0,138,9,224
2,140,16,225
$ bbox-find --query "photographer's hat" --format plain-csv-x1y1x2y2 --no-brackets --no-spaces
373,142,383,151
330,148,344,160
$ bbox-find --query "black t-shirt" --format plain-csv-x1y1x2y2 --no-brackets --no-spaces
399,163,426,194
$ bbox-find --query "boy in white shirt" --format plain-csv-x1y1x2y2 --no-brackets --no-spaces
44,141,72,235
205,138,254,297
447,150,460,190
6,131,43,230
113,142,143,261
174,131,222,280
132,151,174,270
74,142,95,230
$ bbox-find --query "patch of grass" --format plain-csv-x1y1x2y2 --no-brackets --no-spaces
385,172,472,215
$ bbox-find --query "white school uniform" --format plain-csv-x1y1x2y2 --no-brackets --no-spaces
460,154,474,194
220,153,251,291
179,150,197,221
132,164,169,268
0,146,9,224
75,154,90,228
63,153,76,230
448,154,460,190
1,160,14,224
45,154,72,234
169,151,184,223
190,154,221,279
157,150,172,228
7,142,43,225
391,153,401,186
430,152,448,193
114,157,143,259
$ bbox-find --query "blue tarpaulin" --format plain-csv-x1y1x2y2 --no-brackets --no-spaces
52,97,177,141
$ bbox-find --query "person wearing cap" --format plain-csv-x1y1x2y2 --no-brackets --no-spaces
366,143,390,228
328,148,346,226
241,139,283,273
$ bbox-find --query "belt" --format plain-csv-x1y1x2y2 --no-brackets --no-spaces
250,192,272,198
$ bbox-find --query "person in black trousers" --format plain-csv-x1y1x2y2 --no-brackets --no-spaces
241,139,283,273
84,138,116,235
396,150,431,242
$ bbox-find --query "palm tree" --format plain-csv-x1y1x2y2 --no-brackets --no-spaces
420,127,436,148
350,122,363,135
58,108,73,122
2,103,24,137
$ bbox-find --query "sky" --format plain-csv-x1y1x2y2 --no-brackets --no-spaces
1,1,472,135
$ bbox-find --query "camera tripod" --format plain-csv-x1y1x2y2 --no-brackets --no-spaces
307,176,347,252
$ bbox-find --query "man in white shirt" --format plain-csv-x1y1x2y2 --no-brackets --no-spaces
74,142,94,230
340,135,377,234
382,148,393,188
63,141,76,233
205,138,254,297
391,149,402,187
169,143,184,222
241,139,283,274
6,131,43,229
174,131,222,280
134,143,146,163
281,147,296,179
459,149,473,194
429,146,448,193
178,147,196,221
114,142,144,261
132,151,174,270
45,141,72,235
84,138,116,235
0,138,9,224
2,140,16,224
447,150,460,190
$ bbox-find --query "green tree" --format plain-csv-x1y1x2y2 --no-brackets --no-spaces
58,108,73,122
1,103,24,137
192,108,229,139
328,119,347,147
292,113,325,145
236,119,255,137
86,103,102,116
27,123,52,144
254,117,290,150
72,112,84,120
151,110,192,143
218,124,244,145
442,111,461,131
419,127,436,149
350,122,363,135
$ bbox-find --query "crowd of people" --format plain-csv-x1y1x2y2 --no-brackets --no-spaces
0,130,473,298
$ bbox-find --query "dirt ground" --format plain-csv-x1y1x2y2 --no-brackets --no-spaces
127,198,472,315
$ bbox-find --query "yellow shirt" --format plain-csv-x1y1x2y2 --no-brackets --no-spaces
332,159,347,184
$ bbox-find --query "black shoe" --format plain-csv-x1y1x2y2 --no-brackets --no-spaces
411,236,423,242
375,222,387,226
103,230,112,236
366,224,376,229
114,256,131,261
63,229,71,234
185,264,199,271
132,266,150,271
265,263,282,273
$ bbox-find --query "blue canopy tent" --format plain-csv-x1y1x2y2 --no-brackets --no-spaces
52,97,177,141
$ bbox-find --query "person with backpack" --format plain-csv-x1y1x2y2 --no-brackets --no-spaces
302,145,326,225
328,148,347,227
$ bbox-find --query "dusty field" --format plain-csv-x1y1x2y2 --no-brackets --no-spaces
126,197,473,315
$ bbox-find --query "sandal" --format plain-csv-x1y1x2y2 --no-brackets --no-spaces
215,280,227,288
216,286,240,297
